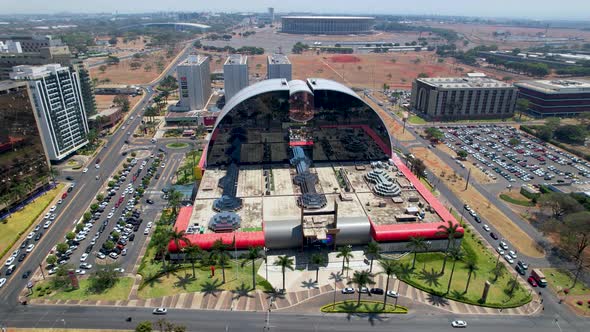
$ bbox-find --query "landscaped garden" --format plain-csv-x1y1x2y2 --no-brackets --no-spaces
31,277,133,302
321,300,408,314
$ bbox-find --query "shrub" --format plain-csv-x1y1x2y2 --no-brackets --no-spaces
564,288,570,294
577,300,583,306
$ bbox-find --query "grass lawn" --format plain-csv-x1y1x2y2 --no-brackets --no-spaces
321,300,408,314
419,177,435,193
0,183,64,258
499,193,535,207
31,277,133,301
138,247,268,299
166,142,189,149
408,114,427,124
398,228,532,308
543,268,590,296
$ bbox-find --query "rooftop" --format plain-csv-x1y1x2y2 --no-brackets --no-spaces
9,63,68,80
283,16,375,20
224,54,247,65
179,54,208,66
89,107,120,120
268,53,290,65
0,79,26,91
418,76,514,89
514,79,590,94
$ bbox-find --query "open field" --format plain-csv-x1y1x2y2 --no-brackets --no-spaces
410,146,544,258
0,184,64,259
31,277,134,302
94,95,142,111
89,47,181,85
436,144,494,185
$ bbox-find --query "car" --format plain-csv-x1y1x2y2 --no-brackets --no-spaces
65,176,74,181
75,269,86,275
515,264,526,276
80,253,89,261
96,252,106,259
18,253,27,262
26,231,35,240
358,287,369,294
20,241,28,249
57,199,63,204
129,234,136,241
5,256,15,266
109,252,119,259
499,241,509,250
146,199,154,204
517,261,529,270
496,247,504,255
473,216,481,223
22,270,32,279
386,290,399,298
50,205,56,212
26,243,35,253
152,307,167,315
528,276,538,287
161,163,165,168
6,265,15,275
508,250,518,259
34,225,41,232
121,248,128,256
83,167,88,173
80,263,93,269
114,267,125,273
341,287,355,294
369,288,384,295
451,320,467,328
48,267,59,275
95,164,100,169
482,225,490,232
143,228,150,235
504,254,514,264
489,232,499,240
34,232,43,241
43,221,52,229
0,278,6,288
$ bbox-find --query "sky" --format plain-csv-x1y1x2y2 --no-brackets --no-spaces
2,0,590,20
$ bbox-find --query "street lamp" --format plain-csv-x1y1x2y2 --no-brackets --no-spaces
264,247,269,281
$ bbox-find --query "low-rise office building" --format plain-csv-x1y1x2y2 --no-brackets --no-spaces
281,16,374,35
514,79,590,117
223,54,248,102
267,54,292,80
411,77,518,120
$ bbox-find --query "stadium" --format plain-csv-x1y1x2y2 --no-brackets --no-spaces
281,16,375,35
169,78,463,253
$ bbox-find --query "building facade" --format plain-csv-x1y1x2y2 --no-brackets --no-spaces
176,55,211,110
0,81,50,210
514,79,590,117
281,16,375,35
267,54,292,80
10,64,89,161
411,77,518,120
0,35,64,53
223,55,248,103
0,41,22,53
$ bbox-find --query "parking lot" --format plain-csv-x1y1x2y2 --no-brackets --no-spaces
438,124,590,192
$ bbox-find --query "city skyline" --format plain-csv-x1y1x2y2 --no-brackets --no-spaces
1,0,590,20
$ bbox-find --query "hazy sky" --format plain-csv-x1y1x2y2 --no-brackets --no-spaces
3,0,590,20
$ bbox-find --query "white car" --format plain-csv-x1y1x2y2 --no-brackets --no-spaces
75,269,86,275
496,247,504,255
57,199,63,204
83,168,89,173
341,287,355,294
80,253,89,261
358,287,369,294
48,267,58,275
161,163,165,168
121,248,128,256
504,254,514,264
50,205,56,212
44,213,51,219
509,250,518,259
26,243,35,253
44,221,52,229
499,241,509,250
109,252,119,259
143,228,150,235
0,278,6,288
386,290,399,298
482,225,490,232
114,267,125,273
27,231,35,239
80,263,93,269
451,320,467,328
95,164,100,169
5,256,15,266
96,252,106,259
152,307,167,315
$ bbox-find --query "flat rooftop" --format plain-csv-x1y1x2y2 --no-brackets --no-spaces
283,16,375,20
418,77,514,89
224,54,247,65
0,79,26,92
268,54,290,65
515,79,590,94
179,54,208,66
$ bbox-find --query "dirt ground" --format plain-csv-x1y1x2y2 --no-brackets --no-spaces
363,97,415,142
410,146,545,258
94,94,142,111
89,47,181,85
436,143,494,184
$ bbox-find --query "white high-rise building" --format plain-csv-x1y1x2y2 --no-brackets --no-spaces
223,54,248,102
10,64,89,161
267,54,292,80
176,54,211,110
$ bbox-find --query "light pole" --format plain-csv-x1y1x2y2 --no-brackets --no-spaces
264,247,269,281
331,272,343,310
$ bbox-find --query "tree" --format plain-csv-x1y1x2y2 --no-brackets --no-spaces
88,264,121,293
364,242,381,273
66,232,76,241
210,239,231,283
411,158,427,179
103,240,115,251
463,256,478,293
170,229,190,254
183,245,202,278
456,150,468,160
436,220,461,275
46,254,57,266
167,188,183,214
407,236,427,270
113,95,130,113
378,259,398,309
56,242,69,254
516,98,529,120
554,125,587,145
144,106,158,123
491,261,505,282
446,247,463,293
508,138,520,146
241,247,263,290
348,270,375,306
506,275,520,296
560,211,590,288
96,193,104,202
417,72,429,78
538,192,583,218
274,255,295,292
99,65,107,73
135,321,153,332
336,246,354,275
83,211,92,222
310,253,325,282
545,117,561,130
75,223,84,233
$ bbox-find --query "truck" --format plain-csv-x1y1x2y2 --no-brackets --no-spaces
530,268,547,287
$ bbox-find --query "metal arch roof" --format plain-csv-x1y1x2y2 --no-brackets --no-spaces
306,78,359,97
288,79,312,96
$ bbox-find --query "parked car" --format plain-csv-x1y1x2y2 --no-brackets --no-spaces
527,276,538,287
451,320,467,328
386,290,399,298
489,232,498,240
369,288,384,295
341,287,355,294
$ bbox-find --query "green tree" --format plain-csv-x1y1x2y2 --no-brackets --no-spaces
336,246,354,275
457,150,468,160
113,95,130,113
83,211,92,222
66,232,76,241
445,247,463,293
508,138,520,146
96,193,104,202
560,211,590,288
436,220,461,275
56,242,69,254
506,276,520,296
210,239,231,284
491,261,505,282
99,65,107,73
46,254,57,266
310,253,325,282
411,158,427,179
135,321,153,332
274,255,295,293
183,245,202,278
463,256,479,293
378,259,398,309
88,264,121,293
103,240,115,251
407,236,427,270
538,192,583,218
364,242,381,273
241,247,263,290
167,188,183,214
348,270,375,306
554,125,588,145
75,223,84,233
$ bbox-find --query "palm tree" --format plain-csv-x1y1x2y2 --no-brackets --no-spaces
378,259,398,309
348,270,375,306
407,236,427,270
167,188,183,214
436,220,461,275
151,227,172,269
364,242,381,273
170,228,191,253
310,253,325,282
445,247,463,294
274,255,295,293
336,246,354,275
210,239,231,284
184,245,202,277
506,276,519,296
241,247,263,290
463,257,478,294
491,263,506,282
